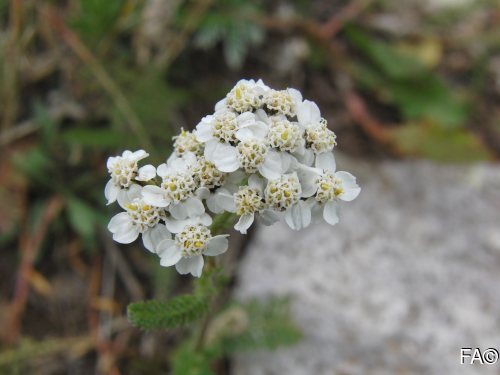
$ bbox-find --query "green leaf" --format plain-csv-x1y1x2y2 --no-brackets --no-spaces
390,122,492,162
213,297,302,353
347,28,470,128
171,344,216,375
12,147,54,185
62,127,130,149
128,295,209,331
66,198,100,240
346,28,426,79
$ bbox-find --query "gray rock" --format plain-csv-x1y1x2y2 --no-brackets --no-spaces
233,156,500,375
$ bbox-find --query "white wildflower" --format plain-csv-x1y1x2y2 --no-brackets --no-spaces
142,153,204,219
173,128,202,156
157,218,229,277
107,185,171,252
104,149,155,204
233,175,279,234
263,88,302,117
224,79,270,113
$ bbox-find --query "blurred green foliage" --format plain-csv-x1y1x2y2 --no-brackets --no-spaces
193,0,265,69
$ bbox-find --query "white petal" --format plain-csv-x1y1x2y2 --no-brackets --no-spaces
254,108,269,124
142,185,169,207
195,118,214,142
117,184,142,208
234,214,254,234
209,142,239,172
315,151,336,172
336,171,361,202
169,202,188,220
207,189,235,214
297,100,321,125
226,170,246,185
323,200,340,225
214,98,227,111
236,121,268,141
248,174,265,192
175,256,204,277
104,180,119,205
294,148,314,167
259,209,281,226
164,217,189,233
296,165,321,198
259,150,282,180
142,224,171,253
130,149,149,161
136,165,156,181
308,198,323,224
184,197,205,218
287,88,303,105
106,156,116,169
284,201,311,230
196,187,211,200
108,212,131,233
236,111,256,127
156,163,169,178
113,223,140,244
158,243,182,267
199,213,213,226
205,235,229,256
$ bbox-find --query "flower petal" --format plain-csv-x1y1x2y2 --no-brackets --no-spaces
113,223,140,244
336,171,361,202
315,151,336,172
142,224,171,253
259,150,282,180
195,117,214,142
234,213,254,234
136,164,156,181
108,212,131,233
323,200,340,225
208,142,239,172
205,235,229,256
104,180,119,205
296,165,321,198
284,200,311,230
297,100,320,125
142,185,169,207
169,201,188,220
248,174,265,192
175,256,204,277
259,209,281,226
164,217,189,233
158,243,182,267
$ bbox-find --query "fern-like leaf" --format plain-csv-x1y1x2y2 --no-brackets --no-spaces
127,295,209,331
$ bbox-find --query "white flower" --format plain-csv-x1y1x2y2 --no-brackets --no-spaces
107,185,171,252
204,170,245,214
157,220,229,277
193,156,227,189
299,158,360,226
223,79,270,113
142,153,204,219
266,115,305,154
104,149,154,204
173,128,203,156
263,171,312,231
297,100,337,155
263,88,302,117
233,174,280,234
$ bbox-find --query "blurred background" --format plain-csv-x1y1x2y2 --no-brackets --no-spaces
1,0,500,374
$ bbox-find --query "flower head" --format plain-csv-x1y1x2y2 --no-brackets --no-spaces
157,219,229,277
173,129,202,156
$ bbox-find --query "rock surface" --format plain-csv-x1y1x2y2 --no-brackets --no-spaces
233,156,500,375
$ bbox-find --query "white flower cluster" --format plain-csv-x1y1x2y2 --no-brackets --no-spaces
105,79,360,277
